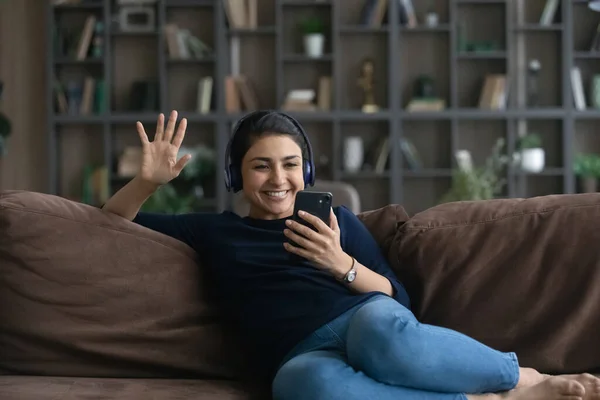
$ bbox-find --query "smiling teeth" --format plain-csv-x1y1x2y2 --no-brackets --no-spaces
266,191,287,197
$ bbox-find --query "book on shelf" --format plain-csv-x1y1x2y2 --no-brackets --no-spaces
590,22,600,52
223,0,257,30
478,74,507,110
54,77,106,115
164,24,213,60
224,74,260,113
362,136,421,174
399,137,422,170
53,14,103,60
406,98,446,112
539,0,559,26
317,77,332,111
196,77,213,114
359,0,416,28
282,89,317,112
571,67,586,111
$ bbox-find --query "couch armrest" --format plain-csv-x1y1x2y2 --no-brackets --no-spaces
392,194,600,375
0,190,247,379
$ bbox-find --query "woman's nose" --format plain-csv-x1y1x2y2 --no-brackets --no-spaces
270,167,286,184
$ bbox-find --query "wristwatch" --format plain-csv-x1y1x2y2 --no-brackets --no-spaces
342,257,357,283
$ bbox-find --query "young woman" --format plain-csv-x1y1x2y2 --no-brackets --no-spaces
102,109,600,400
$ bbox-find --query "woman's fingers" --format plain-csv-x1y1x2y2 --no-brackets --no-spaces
298,211,330,234
136,121,149,147
174,153,192,175
283,242,311,260
163,110,178,142
286,219,317,241
283,229,318,252
154,113,165,141
171,117,187,148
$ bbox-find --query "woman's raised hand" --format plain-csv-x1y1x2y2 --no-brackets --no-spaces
136,110,191,186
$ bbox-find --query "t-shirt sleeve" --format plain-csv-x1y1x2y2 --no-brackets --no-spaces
132,211,209,253
336,206,411,308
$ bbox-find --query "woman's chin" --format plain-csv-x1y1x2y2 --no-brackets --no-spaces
267,203,293,217
254,201,293,219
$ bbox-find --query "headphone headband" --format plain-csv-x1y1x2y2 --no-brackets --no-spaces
224,110,316,193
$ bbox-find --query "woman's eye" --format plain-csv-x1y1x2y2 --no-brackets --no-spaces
254,165,268,170
286,163,299,168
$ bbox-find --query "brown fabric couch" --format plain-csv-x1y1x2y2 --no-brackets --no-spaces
1,190,599,399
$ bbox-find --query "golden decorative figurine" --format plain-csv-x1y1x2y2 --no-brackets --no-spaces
357,58,379,113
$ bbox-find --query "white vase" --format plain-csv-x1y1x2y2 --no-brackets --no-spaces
343,136,364,173
303,34,324,58
521,148,545,173
425,12,439,27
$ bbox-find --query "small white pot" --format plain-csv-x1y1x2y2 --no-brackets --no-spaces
425,12,439,27
343,136,364,173
521,148,545,173
303,33,324,58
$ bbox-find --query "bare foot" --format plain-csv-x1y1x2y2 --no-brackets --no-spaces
557,374,600,400
515,367,546,388
466,377,585,400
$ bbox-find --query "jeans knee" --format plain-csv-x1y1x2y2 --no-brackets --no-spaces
347,299,414,376
272,352,343,400
348,298,413,343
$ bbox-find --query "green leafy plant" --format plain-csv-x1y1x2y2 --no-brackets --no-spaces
440,138,510,202
518,133,542,150
298,17,325,35
573,153,600,178
140,183,196,214
180,144,216,181
139,144,216,214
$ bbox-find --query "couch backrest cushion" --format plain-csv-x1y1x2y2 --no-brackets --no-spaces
0,190,246,379
357,204,410,255
392,194,600,374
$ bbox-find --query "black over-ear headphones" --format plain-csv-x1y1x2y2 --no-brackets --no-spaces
224,110,316,193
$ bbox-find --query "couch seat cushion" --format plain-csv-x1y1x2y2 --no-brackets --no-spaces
0,376,267,400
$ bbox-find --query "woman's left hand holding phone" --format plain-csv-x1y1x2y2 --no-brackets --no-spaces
283,209,353,279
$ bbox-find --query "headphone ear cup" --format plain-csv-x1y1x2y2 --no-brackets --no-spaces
225,164,237,192
224,167,231,192
230,165,242,192
304,160,312,186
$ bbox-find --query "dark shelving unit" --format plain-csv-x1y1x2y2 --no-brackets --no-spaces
46,0,600,215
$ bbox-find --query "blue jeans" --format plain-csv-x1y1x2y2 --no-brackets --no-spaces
272,295,520,400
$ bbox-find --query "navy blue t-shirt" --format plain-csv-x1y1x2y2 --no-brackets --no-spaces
132,205,410,378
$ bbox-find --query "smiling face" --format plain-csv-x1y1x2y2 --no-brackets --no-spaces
241,134,305,220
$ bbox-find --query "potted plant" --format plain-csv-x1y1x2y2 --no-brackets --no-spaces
573,153,600,193
518,133,545,173
140,183,196,214
299,16,325,58
440,138,509,202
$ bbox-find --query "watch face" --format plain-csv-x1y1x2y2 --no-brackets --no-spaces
347,270,357,282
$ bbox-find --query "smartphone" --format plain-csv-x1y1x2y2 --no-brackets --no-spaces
292,190,333,231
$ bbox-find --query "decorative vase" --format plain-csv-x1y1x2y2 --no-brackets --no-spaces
343,136,364,173
521,148,545,173
303,33,324,58
425,12,439,27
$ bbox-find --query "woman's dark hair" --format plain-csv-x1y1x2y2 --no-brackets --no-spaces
229,111,309,169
